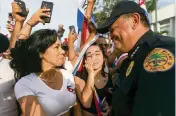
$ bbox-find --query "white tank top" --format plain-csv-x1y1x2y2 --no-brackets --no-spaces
15,62,76,116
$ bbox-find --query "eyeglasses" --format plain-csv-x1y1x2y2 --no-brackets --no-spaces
97,43,113,48
97,43,108,47
86,52,101,58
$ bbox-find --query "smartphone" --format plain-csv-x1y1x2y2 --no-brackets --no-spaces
41,1,54,23
57,29,65,38
69,25,76,34
7,13,15,28
14,0,28,17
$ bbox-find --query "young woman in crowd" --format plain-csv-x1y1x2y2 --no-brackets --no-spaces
74,43,113,116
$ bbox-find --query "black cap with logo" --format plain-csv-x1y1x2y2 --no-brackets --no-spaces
97,1,147,34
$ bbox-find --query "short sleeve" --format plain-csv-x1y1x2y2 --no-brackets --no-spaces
14,79,35,99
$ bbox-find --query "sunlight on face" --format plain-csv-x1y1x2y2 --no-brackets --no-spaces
110,15,133,52
42,38,65,68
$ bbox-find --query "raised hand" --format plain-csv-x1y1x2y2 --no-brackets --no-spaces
68,30,77,45
27,8,50,27
11,2,28,22
85,58,94,76
6,24,14,34
101,100,110,116
88,21,97,35
85,0,96,22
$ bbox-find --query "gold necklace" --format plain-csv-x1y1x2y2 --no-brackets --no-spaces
38,68,58,83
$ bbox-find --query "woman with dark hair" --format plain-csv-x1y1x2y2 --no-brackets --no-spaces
74,43,113,116
10,29,76,116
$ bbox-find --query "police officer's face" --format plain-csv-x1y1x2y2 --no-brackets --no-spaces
85,45,104,70
109,15,134,52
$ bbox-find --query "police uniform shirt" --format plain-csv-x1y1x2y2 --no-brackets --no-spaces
124,30,175,116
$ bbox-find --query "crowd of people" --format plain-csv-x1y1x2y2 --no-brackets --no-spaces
0,0,175,116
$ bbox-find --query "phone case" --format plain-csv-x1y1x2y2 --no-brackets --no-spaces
8,13,15,27
41,1,54,23
14,0,28,17
69,25,76,34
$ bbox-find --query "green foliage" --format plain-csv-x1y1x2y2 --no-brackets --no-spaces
93,0,120,27
145,0,157,12
93,0,157,27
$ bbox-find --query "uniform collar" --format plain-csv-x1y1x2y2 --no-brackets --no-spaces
128,30,156,59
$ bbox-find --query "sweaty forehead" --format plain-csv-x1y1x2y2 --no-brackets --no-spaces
86,46,101,54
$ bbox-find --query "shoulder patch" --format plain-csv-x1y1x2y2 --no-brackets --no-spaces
126,61,134,77
144,48,174,72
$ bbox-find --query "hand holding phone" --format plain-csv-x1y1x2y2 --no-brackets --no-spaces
41,1,53,23
14,0,28,17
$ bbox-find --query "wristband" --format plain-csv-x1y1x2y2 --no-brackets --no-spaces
26,22,33,27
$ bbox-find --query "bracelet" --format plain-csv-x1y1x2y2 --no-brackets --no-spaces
26,22,33,27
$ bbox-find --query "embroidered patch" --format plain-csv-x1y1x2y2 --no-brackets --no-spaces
144,48,174,72
126,61,134,77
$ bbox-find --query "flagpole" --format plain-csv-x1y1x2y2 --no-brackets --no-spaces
155,0,158,32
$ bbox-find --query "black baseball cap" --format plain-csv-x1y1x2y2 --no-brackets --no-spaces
0,34,9,53
97,1,146,34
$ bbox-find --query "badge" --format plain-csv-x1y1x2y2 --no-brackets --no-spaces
144,48,174,72
126,61,134,77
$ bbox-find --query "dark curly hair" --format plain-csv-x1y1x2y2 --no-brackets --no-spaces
10,29,58,80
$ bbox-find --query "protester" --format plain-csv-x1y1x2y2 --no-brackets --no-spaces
97,1,175,116
10,29,76,116
74,43,113,116
0,33,18,116
0,1,30,115
8,2,29,49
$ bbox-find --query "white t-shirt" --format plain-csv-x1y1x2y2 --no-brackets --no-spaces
15,61,76,116
0,58,18,116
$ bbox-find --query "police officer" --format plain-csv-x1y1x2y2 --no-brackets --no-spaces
97,1,175,116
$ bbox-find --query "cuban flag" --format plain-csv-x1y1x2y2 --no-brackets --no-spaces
138,0,147,11
72,0,99,75
138,0,150,23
